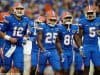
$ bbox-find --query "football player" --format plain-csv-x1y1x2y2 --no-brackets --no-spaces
59,11,83,75
37,10,62,75
30,16,46,75
22,19,33,75
0,12,10,72
0,13,5,72
0,2,31,74
78,5,100,75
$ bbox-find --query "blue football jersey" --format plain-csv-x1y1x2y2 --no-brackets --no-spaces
59,24,79,50
39,23,60,50
0,22,5,48
1,14,30,46
97,17,100,31
79,17,100,45
0,38,5,48
28,20,39,51
0,22,5,32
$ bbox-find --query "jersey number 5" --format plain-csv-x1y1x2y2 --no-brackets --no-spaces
89,27,96,37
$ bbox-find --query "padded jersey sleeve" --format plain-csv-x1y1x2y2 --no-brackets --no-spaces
0,15,10,32
56,24,64,40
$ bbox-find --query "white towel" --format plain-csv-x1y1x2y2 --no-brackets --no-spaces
23,40,32,55
5,45,16,58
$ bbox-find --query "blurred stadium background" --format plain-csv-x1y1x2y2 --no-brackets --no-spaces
0,0,99,20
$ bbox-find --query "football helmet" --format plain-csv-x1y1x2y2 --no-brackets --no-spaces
13,2,24,17
35,16,45,29
61,12,73,24
0,12,9,22
0,13,4,22
84,5,96,20
35,16,45,23
1,12,9,17
61,11,73,25
46,10,57,27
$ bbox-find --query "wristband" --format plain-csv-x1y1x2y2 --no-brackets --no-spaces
60,52,64,57
23,37,29,40
80,46,83,49
79,46,83,51
4,35,11,41
40,48,46,52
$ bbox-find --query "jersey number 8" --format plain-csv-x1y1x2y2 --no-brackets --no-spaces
64,35,71,45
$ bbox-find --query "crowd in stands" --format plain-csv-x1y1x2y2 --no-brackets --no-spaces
0,0,99,22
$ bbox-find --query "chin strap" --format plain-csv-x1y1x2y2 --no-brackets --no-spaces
48,24,55,27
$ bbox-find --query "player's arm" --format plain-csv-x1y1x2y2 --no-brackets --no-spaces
0,31,17,44
37,31,45,51
22,20,33,42
0,31,6,39
55,36,63,54
96,30,100,36
96,25,100,37
73,26,83,48
73,26,86,57
0,22,17,44
55,36,64,62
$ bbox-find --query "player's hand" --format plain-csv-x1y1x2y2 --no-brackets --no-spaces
40,49,51,57
96,30,100,36
22,37,29,45
0,48,3,57
60,53,65,62
79,46,86,58
9,37,17,44
74,47,80,52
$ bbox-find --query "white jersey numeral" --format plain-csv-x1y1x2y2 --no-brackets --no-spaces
89,27,96,37
13,27,24,37
64,35,71,45
45,32,58,43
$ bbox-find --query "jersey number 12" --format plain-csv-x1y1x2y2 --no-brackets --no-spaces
13,27,24,37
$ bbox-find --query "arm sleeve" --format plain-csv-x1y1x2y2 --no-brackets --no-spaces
0,16,10,32
0,22,8,32
36,23,44,33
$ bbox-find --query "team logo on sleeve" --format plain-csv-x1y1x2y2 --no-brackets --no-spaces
95,23,100,27
72,30,76,34
22,22,27,26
